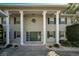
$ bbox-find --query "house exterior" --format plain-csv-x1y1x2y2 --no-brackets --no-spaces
0,3,76,46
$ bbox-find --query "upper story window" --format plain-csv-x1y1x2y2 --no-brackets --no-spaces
14,17,20,24
48,17,56,24
59,17,67,24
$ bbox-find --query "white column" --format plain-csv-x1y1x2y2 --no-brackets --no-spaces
6,11,10,45
19,11,24,45
56,11,60,44
43,10,47,45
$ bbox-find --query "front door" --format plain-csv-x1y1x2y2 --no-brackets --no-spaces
30,32,38,41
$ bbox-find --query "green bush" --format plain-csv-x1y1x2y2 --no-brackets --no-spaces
60,40,71,47
54,44,60,48
0,24,4,45
66,24,79,42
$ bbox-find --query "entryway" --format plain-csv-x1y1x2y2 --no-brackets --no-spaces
24,32,42,45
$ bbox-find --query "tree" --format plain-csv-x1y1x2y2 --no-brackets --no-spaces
64,3,79,24
64,3,79,14
65,4,79,47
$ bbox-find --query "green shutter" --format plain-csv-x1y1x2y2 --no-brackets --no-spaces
65,17,67,24
54,18,56,24
48,18,50,24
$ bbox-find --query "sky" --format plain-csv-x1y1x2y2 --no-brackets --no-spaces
0,0,78,4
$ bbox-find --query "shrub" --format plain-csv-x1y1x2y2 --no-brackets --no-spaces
66,24,79,42
65,24,79,47
14,45,18,48
54,44,60,48
48,45,53,48
0,24,4,45
5,44,13,48
59,40,71,47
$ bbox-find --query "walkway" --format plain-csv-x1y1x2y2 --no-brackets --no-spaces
0,46,49,56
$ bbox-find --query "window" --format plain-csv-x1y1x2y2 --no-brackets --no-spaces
26,32,41,41
14,31,20,39
17,32,20,37
14,17,20,24
32,18,36,23
48,17,56,24
47,31,55,38
59,18,67,24
59,31,64,38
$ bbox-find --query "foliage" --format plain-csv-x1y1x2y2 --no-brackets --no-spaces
59,24,79,47
71,16,79,24
66,24,79,42
59,40,71,47
60,40,79,47
5,44,13,48
0,24,4,45
64,3,79,24
54,44,60,48
64,3,79,14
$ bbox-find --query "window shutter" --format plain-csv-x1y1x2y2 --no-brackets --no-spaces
48,18,50,24
65,17,67,24
53,31,55,38
47,31,50,38
14,17,16,24
14,31,16,39
54,18,56,24
59,18,61,24
59,31,61,37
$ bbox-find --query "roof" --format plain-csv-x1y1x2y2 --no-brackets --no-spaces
0,3,67,9
0,3,67,6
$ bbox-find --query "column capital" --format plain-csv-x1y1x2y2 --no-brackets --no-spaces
42,10,47,15
56,10,60,14
19,10,23,14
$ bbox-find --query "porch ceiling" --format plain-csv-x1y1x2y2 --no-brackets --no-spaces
9,11,57,16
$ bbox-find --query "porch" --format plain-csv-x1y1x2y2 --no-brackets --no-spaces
0,9,60,46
